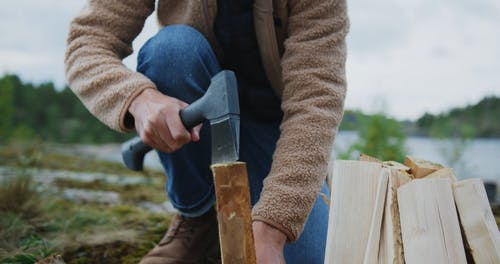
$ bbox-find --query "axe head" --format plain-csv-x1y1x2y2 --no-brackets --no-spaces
205,71,240,164
120,71,240,171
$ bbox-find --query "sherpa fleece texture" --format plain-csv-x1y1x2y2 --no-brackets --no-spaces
65,0,349,242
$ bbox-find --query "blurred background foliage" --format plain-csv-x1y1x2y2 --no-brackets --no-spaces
0,74,132,144
1,73,500,145
1,74,500,263
339,112,407,162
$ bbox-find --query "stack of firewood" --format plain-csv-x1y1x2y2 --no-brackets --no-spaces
325,155,500,264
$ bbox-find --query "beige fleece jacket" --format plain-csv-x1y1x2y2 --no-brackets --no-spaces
65,0,348,242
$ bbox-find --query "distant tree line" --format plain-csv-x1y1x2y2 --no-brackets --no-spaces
341,97,500,138
415,97,500,138
0,74,132,143
1,74,499,144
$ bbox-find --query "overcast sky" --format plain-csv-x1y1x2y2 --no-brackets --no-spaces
1,0,499,120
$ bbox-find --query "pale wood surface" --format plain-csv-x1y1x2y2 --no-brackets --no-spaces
453,179,500,264
325,160,388,264
398,179,467,264
211,162,256,264
382,161,410,172
363,168,389,264
378,169,411,264
359,154,382,163
403,156,443,178
424,168,457,182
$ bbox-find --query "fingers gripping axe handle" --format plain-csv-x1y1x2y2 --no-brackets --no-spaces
121,98,206,171
121,70,239,171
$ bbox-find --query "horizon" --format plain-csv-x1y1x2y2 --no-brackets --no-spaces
1,0,499,120
4,71,497,123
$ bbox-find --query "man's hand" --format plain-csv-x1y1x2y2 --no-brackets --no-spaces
128,89,202,153
253,221,287,264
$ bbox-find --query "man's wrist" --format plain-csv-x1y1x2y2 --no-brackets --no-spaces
128,88,157,116
253,220,287,247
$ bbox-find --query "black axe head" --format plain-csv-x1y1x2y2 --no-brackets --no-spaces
121,70,240,170
201,71,240,164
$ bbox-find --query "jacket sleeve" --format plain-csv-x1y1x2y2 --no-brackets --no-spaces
65,0,156,132
251,0,349,241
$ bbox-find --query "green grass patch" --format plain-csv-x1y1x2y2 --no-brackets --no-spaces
0,174,40,218
0,141,164,178
53,178,166,204
1,196,171,263
0,175,171,263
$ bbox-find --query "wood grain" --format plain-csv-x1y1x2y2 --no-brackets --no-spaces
398,179,467,264
453,179,500,264
403,156,442,179
378,169,411,264
211,162,256,264
325,160,388,264
424,168,458,182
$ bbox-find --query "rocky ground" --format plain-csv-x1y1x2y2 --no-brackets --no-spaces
0,141,219,264
1,141,498,264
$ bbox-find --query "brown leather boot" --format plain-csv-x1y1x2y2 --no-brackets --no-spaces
140,208,220,264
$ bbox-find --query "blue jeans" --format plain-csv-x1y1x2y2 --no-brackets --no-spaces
137,25,329,264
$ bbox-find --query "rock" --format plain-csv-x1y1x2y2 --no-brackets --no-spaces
138,201,177,214
62,188,121,204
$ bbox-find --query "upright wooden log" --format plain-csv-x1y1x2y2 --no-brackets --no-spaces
378,169,411,264
398,179,467,264
453,179,500,263
211,162,256,264
325,160,388,264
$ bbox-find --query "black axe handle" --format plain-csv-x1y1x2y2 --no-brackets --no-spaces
121,93,205,171
121,70,238,171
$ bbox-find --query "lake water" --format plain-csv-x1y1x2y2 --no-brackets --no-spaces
334,131,500,182
79,132,500,183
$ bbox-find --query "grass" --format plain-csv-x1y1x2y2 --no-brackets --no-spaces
0,141,225,263
0,173,39,218
53,178,166,204
0,142,174,263
0,175,53,263
0,140,163,178
0,186,171,263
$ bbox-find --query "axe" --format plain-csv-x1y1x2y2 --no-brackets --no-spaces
121,70,256,263
121,70,240,170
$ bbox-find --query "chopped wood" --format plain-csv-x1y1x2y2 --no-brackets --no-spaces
211,162,256,264
403,156,443,178
325,161,388,264
398,179,467,264
378,169,411,264
453,179,500,263
364,169,390,264
359,154,382,163
382,161,410,172
424,168,458,182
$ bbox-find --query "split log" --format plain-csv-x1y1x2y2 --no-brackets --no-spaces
382,161,410,172
378,169,411,264
398,179,467,264
364,168,390,264
359,154,382,163
403,156,443,178
211,162,256,264
325,160,388,264
424,168,457,182
453,179,500,263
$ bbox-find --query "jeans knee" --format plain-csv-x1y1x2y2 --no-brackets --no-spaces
137,25,214,74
